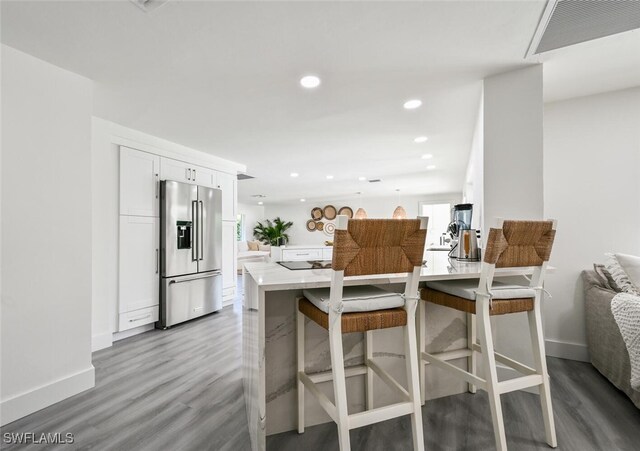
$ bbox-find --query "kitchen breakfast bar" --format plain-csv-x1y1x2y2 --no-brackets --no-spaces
242,252,541,451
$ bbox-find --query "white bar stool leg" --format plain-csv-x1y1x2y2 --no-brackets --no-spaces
365,330,374,410
405,298,425,451
296,303,305,434
476,297,507,451
528,300,557,448
467,312,477,394
418,300,427,405
329,314,351,451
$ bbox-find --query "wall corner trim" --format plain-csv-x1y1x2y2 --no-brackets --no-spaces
0,366,95,427
92,332,113,352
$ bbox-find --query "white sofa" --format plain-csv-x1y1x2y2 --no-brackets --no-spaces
237,241,271,273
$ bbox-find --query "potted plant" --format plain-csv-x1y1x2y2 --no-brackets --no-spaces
253,217,293,246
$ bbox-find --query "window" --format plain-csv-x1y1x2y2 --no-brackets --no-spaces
236,214,245,241
419,202,451,247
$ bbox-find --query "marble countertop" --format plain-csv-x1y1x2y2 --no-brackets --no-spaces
244,252,542,292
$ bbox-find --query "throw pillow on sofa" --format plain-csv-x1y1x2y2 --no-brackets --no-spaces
258,244,271,252
593,263,622,292
248,241,260,251
238,241,249,252
605,253,640,296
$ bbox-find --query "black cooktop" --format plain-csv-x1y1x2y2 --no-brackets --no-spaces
278,260,332,270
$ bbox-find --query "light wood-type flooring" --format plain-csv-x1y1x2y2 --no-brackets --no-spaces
3,276,639,450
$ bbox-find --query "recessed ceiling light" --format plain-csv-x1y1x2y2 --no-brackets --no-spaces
421,154,433,160
300,198,306,202
426,165,436,170
258,201,264,205
358,176,367,181
414,136,428,143
403,99,422,110
326,175,334,180
300,75,321,89
290,172,299,178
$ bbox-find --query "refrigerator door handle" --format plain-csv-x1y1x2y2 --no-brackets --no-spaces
199,200,204,261
168,272,221,284
192,200,198,261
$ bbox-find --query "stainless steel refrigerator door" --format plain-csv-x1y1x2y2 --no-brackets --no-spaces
160,271,222,327
197,185,222,273
161,181,198,277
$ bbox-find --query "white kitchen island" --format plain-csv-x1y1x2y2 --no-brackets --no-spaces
242,252,541,451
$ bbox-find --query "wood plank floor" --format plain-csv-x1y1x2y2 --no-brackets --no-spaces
2,276,639,450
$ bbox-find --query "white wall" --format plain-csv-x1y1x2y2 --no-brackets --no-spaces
91,117,245,351
238,202,266,242
483,65,544,234
482,65,544,369
543,87,640,361
463,94,484,231
1,45,94,425
264,193,461,246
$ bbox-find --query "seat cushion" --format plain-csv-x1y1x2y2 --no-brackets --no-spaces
298,298,407,333
425,279,535,300
302,285,405,314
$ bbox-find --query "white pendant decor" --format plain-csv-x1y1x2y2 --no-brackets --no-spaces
392,206,407,219
354,208,368,219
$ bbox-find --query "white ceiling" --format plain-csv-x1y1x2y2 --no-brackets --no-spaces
2,1,638,205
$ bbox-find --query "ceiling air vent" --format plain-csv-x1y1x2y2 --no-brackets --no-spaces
527,0,640,56
368,179,382,183
130,0,171,13
251,194,267,198
237,173,255,181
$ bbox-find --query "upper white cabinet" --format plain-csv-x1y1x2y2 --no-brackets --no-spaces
120,147,160,217
160,157,216,188
215,171,237,221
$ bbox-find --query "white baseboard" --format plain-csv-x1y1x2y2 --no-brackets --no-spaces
91,332,113,352
545,339,589,362
0,366,95,427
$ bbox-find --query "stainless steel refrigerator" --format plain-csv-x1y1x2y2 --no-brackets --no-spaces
159,180,223,328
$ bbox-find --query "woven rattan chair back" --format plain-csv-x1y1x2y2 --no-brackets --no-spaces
332,218,427,277
483,220,556,268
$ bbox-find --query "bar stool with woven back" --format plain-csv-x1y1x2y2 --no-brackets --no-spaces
296,215,428,451
419,219,558,451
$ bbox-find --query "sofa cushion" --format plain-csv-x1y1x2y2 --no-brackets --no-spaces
606,253,640,296
258,244,271,252
237,241,249,252
425,279,535,300
302,285,405,314
248,240,260,251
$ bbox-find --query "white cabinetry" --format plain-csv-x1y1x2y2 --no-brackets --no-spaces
118,216,159,331
119,147,159,217
222,221,237,303
118,147,238,334
215,171,237,221
274,246,334,262
160,157,216,187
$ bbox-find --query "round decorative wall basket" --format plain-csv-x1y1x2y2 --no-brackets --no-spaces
338,206,353,219
311,207,323,220
323,205,337,220
306,219,317,231
324,222,336,235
